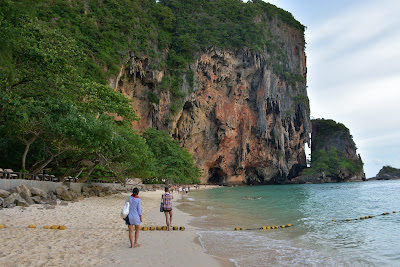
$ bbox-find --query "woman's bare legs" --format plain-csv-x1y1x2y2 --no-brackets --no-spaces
134,225,141,247
128,225,134,248
164,211,173,231
164,211,170,230
169,210,173,229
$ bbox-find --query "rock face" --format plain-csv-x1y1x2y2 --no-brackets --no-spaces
111,17,311,184
292,119,364,183
311,120,359,162
374,166,400,180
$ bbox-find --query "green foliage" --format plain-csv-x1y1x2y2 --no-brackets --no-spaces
302,147,363,178
313,119,350,136
377,166,400,176
0,0,306,182
147,92,159,104
142,128,200,184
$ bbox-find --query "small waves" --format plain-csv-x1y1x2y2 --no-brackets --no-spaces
197,230,346,267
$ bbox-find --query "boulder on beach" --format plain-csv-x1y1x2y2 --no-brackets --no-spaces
0,189,11,198
16,198,30,207
4,193,19,207
55,186,74,201
30,187,46,198
17,185,31,197
31,196,41,204
20,191,34,205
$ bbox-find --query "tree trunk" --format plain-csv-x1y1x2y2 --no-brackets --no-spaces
31,150,65,175
22,136,38,171
77,162,100,183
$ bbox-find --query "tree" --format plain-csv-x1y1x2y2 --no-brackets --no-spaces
142,128,200,183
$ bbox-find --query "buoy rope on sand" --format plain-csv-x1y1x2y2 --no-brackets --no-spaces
0,225,186,231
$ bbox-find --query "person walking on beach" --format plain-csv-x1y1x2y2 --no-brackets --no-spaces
162,187,173,231
125,187,142,248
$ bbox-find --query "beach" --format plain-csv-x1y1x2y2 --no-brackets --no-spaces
0,188,232,267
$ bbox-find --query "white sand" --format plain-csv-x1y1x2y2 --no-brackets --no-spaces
0,189,232,267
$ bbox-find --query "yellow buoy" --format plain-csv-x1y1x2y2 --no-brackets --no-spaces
173,226,178,230
346,219,351,221
332,220,336,222
275,226,279,229
149,226,155,231
139,226,143,230
179,226,185,231
43,225,51,229
281,225,286,228
286,224,292,227
393,211,397,213
261,226,267,230
50,225,59,229
266,226,271,229
142,227,148,231
156,226,162,230
162,226,167,230
369,215,373,218
58,226,66,230
28,224,36,229
0,224,6,229
234,228,240,231
240,228,245,231
360,217,365,220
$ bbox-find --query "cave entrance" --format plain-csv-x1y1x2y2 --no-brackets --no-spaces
245,167,265,185
208,167,225,185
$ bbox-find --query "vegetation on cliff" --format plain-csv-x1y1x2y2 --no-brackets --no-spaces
0,1,199,183
0,0,303,183
375,166,400,179
302,119,363,179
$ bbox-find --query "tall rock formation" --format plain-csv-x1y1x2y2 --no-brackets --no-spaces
110,17,311,184
292,119,365,183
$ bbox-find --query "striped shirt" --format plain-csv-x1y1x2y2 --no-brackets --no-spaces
162,193,173,210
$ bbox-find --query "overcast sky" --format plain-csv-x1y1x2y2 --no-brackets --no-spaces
251,0,400,177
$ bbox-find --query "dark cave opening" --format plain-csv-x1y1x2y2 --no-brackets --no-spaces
208,167,225,185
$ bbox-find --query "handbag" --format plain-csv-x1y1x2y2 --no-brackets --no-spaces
160,195,164,212
160,201,164,212
121,201,129,219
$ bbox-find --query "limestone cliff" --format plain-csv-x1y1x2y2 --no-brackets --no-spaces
109,17,311,184
292,119,364,183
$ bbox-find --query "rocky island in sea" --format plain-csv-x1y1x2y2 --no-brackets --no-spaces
370,166,400,180
292,119,365,184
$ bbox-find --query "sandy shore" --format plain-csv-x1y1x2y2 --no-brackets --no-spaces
0,188,233,267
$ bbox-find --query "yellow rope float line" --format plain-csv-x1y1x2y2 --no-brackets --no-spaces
236,224,293,231
332,210,400,222
0,224,6,229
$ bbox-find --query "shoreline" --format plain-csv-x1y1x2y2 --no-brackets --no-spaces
0,186,232,267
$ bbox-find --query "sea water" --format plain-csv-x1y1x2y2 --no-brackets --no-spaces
178,181,400,267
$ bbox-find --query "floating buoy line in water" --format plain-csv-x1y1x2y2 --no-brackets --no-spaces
233,210,400,230
235,224,293,231
331,210,400,222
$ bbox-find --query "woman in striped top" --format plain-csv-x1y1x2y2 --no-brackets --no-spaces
162,187,174,231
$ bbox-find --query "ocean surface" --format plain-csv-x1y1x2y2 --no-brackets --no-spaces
178,180,400,267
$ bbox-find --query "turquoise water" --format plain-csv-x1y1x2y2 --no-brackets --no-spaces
178,181,400,267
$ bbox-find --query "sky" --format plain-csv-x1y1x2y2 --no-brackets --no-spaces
250,0,400,178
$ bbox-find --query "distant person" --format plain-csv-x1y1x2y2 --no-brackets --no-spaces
162,187,174,231
179,186,183,194
185,187,189,194
125,187,142,248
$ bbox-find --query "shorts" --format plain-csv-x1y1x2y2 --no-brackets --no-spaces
164,209,172,212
